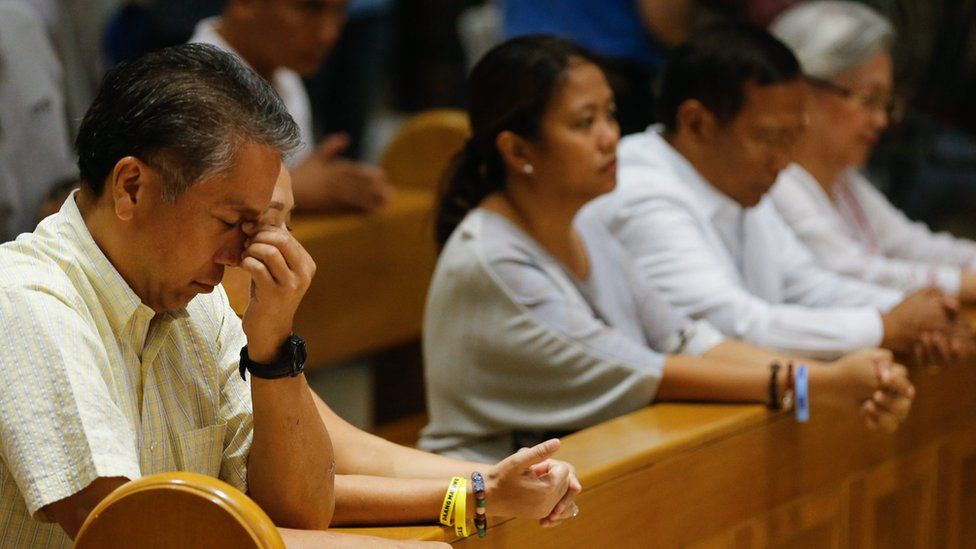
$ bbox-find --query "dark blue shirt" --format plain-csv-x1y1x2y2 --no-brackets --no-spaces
502,0,664,70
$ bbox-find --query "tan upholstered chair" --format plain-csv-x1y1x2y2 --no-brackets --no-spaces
74,472,283,549
380,108,471,192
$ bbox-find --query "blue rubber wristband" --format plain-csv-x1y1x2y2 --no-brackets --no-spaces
795,364,809,423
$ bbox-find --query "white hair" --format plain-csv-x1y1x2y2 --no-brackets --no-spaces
770,1,894,80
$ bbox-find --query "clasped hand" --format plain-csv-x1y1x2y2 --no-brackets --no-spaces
484,439,582,528
833,349,914,433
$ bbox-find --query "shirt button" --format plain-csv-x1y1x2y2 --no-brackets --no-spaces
150,442,157,453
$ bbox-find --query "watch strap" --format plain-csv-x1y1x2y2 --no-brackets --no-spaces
239,334,307,381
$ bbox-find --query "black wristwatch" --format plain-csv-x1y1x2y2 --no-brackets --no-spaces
239,334,307,381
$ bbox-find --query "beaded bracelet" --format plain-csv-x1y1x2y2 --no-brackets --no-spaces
767,361,782,410
782,362,795,411
472,472,488,537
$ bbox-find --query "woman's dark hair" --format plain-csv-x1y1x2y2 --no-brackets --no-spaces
434,35,598,249
656,21,801,132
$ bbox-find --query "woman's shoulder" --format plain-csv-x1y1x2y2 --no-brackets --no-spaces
443,208,548,267
438,209,583,306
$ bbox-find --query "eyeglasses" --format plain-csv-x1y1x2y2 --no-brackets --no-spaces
805,76,905,122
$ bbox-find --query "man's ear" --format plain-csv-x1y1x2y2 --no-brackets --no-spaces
675,99,719,144
495,131,536,177
108,156,159,222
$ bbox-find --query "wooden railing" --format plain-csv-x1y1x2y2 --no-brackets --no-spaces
337,354,976,547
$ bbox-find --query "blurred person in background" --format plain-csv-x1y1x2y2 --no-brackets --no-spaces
421,35,914,463
582,21,974,365
769,1,976,304
306,0,393,161
0,0,77,242
191,0,394,214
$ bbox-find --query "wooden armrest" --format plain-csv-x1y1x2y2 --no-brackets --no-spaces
75,472,284,549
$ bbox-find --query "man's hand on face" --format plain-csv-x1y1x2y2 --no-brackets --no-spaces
290,133,394,214
239,221,316,362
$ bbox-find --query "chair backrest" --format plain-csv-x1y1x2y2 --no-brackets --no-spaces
74,472,284,549
381,109,471,192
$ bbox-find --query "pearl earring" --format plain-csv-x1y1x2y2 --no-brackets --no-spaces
523,164,534,174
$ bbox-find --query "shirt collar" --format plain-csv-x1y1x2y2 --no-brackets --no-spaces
644,126,743,221
59,193,188,336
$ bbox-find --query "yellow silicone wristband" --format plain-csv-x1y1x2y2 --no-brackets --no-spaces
453,477,468,537
439,476,464,527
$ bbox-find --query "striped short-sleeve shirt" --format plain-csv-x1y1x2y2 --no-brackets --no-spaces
0,194,253,547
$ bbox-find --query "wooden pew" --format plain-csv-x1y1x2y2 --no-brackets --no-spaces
75,472,283,549
336,354,976,547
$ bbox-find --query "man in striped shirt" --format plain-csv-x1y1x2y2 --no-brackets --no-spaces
0,43,338,547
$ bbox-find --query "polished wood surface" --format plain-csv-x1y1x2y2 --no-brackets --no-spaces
337,358,976,547
75,472,283,549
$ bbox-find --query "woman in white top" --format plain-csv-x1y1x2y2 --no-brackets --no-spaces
419,35,913,463
769,1,976,301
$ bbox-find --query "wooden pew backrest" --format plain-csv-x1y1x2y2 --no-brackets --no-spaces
74,472,284,549
381,108,470,192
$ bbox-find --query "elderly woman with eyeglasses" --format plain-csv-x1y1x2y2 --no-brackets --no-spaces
768,1,976,304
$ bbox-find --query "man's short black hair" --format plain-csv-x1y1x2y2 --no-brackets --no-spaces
656,21,802,131
76,43,300,200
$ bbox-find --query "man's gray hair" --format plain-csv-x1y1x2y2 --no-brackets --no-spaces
77,43,301,201
770,1,894,80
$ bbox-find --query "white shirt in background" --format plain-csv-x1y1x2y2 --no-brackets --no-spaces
189,17,314,165
771,163,976,295
582,126,903,360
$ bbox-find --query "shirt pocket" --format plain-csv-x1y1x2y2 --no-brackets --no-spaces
176,423,227,477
